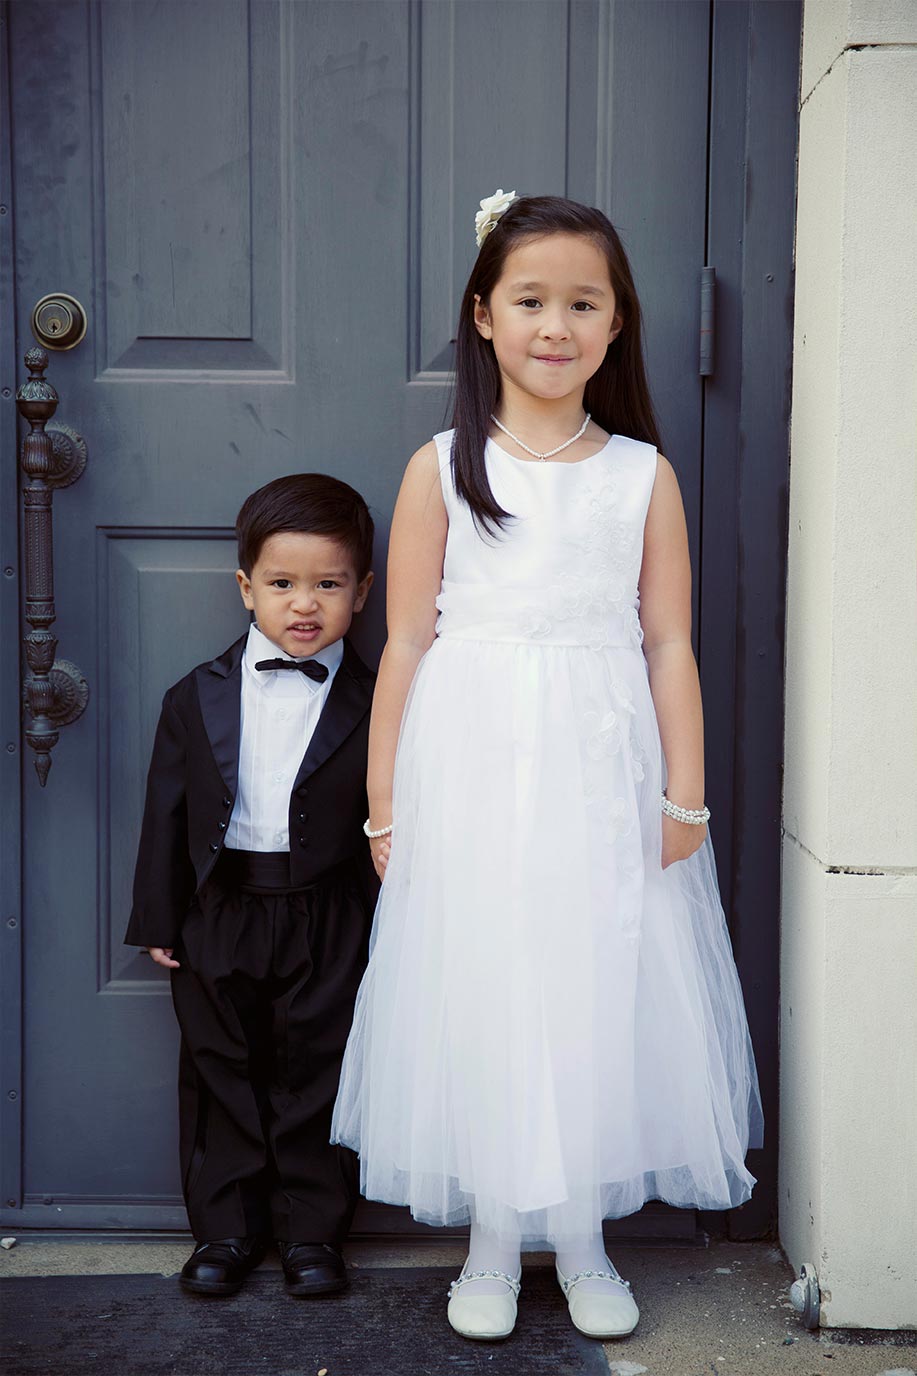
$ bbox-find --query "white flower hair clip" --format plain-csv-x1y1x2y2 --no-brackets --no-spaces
474,189,518,249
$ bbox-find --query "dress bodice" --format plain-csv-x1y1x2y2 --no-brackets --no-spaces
433,429,658,650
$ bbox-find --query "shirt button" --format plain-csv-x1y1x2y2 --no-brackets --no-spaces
275,708,288,722
273,770,284,782
274,831,284,846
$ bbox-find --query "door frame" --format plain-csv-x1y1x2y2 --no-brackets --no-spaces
0,0,800,1233
698,0,800,1237
1,0,25,1220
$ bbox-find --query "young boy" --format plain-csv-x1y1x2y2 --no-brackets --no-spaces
125,473,378,1297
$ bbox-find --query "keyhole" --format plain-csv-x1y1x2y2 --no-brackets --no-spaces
31,293,87,350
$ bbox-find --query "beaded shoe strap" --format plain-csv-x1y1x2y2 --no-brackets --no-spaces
558,1267,632,1296
447,1267,522,1299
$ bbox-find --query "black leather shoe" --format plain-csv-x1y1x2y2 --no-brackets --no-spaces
180,1237,267,1295
278,1242,348,1296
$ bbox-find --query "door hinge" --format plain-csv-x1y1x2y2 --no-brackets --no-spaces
699,266,715,377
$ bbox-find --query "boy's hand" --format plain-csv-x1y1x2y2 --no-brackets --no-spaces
147,946,180,969
370,834,391,882
661,813,706,869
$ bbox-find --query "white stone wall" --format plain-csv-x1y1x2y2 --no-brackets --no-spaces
780,0,917,1330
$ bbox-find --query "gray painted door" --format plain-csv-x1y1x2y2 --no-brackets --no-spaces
5,0,716,1229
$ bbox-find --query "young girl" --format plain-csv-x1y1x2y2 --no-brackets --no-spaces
332,192,762,1341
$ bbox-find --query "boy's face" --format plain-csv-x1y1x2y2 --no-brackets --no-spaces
236,531,372,659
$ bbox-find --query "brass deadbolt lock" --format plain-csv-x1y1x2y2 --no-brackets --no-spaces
31,294,88,351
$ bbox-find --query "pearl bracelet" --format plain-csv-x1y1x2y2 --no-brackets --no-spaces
661,793,710,826
363,819,393,839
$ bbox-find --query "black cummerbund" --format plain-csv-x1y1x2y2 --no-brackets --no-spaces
217,848,298,894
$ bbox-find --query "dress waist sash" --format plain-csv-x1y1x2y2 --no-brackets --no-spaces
434,579,643,650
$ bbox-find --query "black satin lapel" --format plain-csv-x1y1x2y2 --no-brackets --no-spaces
293,659,372,789
195,646,244,798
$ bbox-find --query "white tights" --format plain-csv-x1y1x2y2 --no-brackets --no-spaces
463,1222,522,1295
554,1233,623,1295
461,1219,619,1297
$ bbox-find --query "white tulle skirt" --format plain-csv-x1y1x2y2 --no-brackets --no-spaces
331,634,763,1247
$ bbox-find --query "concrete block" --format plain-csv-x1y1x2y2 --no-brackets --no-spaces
784,52,847,863
802,0,917,103
801,0,851,100
825,48,917,867
820,869,917,1327
786,45,917,869
780,841,917,1329
778,841,827,1278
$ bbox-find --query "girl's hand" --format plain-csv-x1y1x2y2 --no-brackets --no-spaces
661,813,706,869
147,946,180,969
370,833,392,882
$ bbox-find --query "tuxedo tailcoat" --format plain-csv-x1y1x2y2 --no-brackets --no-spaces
125,631,379,1244
126,633,378,949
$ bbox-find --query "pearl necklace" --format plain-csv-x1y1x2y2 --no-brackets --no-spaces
491,412,591,462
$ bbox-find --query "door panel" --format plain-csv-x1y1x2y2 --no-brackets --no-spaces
99,0,287,373
6,0,712,1227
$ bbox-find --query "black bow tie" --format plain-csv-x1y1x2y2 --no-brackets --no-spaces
254,657,329,683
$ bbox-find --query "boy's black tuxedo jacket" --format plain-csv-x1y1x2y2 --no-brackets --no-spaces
125,633,377,950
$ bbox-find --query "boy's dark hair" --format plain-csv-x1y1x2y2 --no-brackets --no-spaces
453,194,662,533
236,473,374,580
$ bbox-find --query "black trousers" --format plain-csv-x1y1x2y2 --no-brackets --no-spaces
170,851,371,1244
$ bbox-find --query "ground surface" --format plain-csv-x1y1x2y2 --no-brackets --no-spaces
1,1236,914,1376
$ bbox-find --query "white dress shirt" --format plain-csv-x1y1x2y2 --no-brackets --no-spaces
225,623,344,852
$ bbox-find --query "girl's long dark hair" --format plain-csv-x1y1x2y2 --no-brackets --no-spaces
452,195,662,532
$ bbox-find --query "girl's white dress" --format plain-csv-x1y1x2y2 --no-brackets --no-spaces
332,430,763,1246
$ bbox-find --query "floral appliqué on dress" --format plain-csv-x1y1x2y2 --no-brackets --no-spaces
517,468,646,651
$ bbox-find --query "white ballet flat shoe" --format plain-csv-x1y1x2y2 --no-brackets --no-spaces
555,1262,640,1338
447,1264,522,1340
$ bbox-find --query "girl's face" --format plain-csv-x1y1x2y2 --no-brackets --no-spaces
474,233,622,407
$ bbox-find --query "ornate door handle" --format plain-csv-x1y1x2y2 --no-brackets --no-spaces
15,347,89,785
